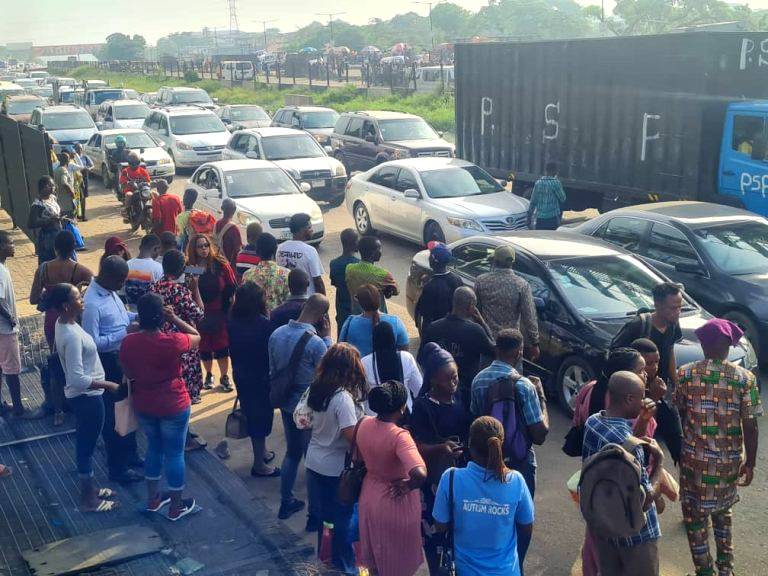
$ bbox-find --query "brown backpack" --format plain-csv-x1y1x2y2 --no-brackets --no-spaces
579,436,648,539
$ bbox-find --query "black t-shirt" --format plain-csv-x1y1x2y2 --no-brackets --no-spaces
611,313,682,381
420,314,496,390
415,271,464,331
409,395,472,444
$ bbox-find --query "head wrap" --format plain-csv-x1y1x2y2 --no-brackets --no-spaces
418,342,454,396
104,236,128,257
695,318,743,349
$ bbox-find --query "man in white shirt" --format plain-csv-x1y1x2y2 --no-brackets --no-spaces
276,213,325,296
0,231,42,419
125,234,164,308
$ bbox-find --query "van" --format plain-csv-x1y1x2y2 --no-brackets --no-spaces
221,61,255,81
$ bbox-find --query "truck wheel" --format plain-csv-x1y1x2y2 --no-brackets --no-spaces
423,221,445,245
556,355,596,416
354,202,374,235
722,310,761,363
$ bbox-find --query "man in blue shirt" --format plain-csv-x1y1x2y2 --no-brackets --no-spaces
529,161,566,230
268,294,332,525
82,256,142,484
582,371,664,575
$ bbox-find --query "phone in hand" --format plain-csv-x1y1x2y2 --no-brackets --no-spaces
184,265,206,276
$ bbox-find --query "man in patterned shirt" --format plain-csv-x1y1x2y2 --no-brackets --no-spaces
583,371,665,575
675,319,761,576
242,233,290,313
528,161,566,230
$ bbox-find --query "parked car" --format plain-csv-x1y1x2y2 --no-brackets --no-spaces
187,159,324,245
346,158,529,245
84,128,175,186
222,127,347,206
217,104,271,131
143,106,229,168
1,95,45,122
572,201,768,362
96,99,150,130
405,231,759,412
271,105,340,146
331,110,454,173
156,86,217,110
30,105,97,151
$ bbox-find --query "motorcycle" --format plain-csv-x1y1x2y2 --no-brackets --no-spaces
120,165,154,232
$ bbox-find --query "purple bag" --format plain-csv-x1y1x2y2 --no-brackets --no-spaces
485,376,530,469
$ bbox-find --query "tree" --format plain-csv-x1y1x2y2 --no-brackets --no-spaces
431,3,473,42
101,33,147,60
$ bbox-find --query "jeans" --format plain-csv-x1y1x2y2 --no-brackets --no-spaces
654,399,682,465
280,409,311,504
305,468,355,574
70,394,105,478
99,352,139,475
138,408,190,490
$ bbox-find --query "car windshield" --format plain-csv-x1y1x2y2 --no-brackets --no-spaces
379,118,439,141
547,255,664,319
59,91,75,103
230,106,269,121
302,111,339,128
694,220,768,275
170,114,226,135
93,90,124,104
172,90,212,104
225,168,298,198
421,165,504,198
0,88,24,99
261,134,324,160
42,110,94,130
105,132,157,149
114,104,150,119
7,99,42,114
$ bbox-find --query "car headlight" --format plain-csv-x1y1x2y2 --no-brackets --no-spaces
237,211,261,226
176,141,192,151
334,163,346,177
740,336,758,369
157,158,171,165
447,217,483,232
310,205,323,220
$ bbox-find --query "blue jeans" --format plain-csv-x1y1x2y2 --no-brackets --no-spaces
280,409,310,504
70,394,105,478
305,468,355,574
138,408,190,490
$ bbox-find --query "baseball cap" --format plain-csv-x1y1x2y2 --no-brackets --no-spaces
492,245,516,267
428,241,453,266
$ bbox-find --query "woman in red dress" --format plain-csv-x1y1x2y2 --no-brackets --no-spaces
186,233,236,392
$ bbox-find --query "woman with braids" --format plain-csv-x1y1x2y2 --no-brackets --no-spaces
304,343,366,574
357,381,427,576
361,322,422,415
433,416,535,576
339,284,409,358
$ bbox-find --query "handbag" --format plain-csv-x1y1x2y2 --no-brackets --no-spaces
337,417,367,507
63,219,85,250
114,380,138,437
293,386,314,430
562,424,585,457
436,468,456,575
225,396,249,439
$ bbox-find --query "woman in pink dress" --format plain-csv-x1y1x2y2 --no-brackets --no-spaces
357,381,428,576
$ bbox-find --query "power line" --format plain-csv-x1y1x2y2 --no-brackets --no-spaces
315,12,346,47
252,19,277,50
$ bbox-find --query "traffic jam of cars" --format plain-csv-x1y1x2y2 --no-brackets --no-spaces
2,49,764,411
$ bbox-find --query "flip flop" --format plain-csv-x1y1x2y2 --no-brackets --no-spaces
0,465,12,478
82,500,119,513
97,488,118,499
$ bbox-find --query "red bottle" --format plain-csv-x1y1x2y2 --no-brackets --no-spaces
319,522,334,565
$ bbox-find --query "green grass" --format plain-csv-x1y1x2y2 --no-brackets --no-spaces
69,67,455,132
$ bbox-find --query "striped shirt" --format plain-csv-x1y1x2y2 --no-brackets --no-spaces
529,176,565,220
469,361,543,423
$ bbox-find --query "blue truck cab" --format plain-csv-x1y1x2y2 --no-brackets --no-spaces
719,102,768,215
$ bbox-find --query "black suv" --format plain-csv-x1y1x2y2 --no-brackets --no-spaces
271,105,340,146
331,111,454,173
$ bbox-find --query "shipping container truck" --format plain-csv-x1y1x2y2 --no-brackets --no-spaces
455,32,768,216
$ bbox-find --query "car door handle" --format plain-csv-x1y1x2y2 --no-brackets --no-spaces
390,195,397,201
722,170,735,176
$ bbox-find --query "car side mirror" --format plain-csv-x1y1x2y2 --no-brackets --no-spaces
675,261,707,276
404,188,420,200
299,182,312,193
245,150,260,160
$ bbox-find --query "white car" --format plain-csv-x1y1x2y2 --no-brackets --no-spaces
222,127,347,206
346,158,530,245
96,99,150,130
187,159,325,245
143,107,230,168
83,128,175,185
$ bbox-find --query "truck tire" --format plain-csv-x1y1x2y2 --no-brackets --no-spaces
722,310,761,363
556,355,597,416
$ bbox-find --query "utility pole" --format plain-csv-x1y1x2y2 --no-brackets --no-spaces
413,1,440,50
253,19,277,51
315,12,346,48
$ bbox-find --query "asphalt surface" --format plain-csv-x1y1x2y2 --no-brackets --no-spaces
157,173,768,576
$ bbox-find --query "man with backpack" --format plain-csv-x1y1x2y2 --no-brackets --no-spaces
581,371,665,576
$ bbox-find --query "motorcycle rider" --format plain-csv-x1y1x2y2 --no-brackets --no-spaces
108,135,131,193
120,152,151,223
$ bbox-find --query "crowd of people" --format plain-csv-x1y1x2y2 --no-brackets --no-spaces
0,175,761,575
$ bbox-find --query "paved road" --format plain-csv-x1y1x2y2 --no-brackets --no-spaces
72,175,768,575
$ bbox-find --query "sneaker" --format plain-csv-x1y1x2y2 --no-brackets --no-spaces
220,375,233,393
278,498,305,520
191,396,202,405
203,374,214,390
167,498,196,521
147,494,171,512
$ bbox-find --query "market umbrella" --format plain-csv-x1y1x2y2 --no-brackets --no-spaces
391,43,407,55
361,45,381,54
299,46,318,53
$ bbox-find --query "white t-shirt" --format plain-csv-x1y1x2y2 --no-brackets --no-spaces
55,321,105,399
276,240,324,296
0,262,17,335
305,389,360,477
361,351,423,415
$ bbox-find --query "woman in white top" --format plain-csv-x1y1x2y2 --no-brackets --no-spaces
362,322,422,415
304,343,366,574
49,283,121,513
